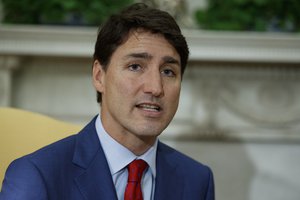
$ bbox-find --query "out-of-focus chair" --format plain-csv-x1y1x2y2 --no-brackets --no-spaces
0,107,82,189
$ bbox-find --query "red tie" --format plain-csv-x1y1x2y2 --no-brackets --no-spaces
124,159,148,200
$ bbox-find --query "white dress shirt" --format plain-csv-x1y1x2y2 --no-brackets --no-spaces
95,115,157,200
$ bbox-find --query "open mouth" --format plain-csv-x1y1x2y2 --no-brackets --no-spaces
136,103,161,112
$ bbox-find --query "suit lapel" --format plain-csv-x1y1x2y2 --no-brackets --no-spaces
72,117,118,200
154,142,183,200
70,118,184,200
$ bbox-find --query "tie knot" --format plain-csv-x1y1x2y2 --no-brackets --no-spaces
127,159,148,183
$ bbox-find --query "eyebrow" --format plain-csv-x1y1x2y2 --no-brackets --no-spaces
163,56,180,65
125,52,152,60
125,53,180,65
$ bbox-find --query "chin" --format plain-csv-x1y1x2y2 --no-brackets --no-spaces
138,126,165,137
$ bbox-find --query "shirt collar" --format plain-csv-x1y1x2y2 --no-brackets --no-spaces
95,115,157,178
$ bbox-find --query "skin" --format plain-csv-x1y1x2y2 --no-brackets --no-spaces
93,30,182,155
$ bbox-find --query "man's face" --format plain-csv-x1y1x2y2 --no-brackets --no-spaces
93,30,181,150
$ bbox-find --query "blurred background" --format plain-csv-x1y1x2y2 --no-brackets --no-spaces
0,0,300,199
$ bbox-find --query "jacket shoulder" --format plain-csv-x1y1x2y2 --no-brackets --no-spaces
158,141,213,181
157,142,215,199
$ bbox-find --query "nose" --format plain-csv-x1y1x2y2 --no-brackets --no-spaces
143,70,164,97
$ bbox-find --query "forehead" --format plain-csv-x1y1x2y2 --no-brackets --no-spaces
114,30,180,60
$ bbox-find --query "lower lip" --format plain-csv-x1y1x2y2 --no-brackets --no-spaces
137,107,163,118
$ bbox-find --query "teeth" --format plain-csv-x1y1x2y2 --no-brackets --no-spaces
138,104,160,111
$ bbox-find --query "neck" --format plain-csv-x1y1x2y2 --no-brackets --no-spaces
100,116,156,156
122,135,156,156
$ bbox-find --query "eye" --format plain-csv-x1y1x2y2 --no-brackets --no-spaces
161,69,176,77
128,64,142,71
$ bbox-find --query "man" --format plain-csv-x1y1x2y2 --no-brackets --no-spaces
0,3,214,200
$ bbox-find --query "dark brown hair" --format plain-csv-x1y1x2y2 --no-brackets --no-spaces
93,3,189,103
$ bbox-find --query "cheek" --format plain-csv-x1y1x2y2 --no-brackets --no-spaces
113,76,138,99
165,85,181,107
168,83,181,98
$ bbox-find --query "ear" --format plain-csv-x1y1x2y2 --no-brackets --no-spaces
92,60,105,93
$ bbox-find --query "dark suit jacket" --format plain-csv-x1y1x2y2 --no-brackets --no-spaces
0,117,214,200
